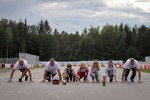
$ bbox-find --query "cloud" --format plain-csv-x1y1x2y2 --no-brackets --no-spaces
136,0,150,2
0,0,150,33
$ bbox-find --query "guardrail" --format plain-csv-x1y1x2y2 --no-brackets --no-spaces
1,63,150,70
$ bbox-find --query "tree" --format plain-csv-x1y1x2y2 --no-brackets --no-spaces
132,25,138,47
81,28,87,37
18,19,26,52
137,25,148,59
38,20,44,34
0,18,149,61
0,19,9,58
38,20,52,34
69,32,81,60
139,28,150,58
126,45,140,59
79,36,93,60
5,27,12,60
43,20,52,34
124,24,132,49
79,27,100,60
101,24,126,60
119,22,124,32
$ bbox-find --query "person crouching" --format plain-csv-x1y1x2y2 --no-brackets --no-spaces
63,63,76,82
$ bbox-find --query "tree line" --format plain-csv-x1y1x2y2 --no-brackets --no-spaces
0,18,150,61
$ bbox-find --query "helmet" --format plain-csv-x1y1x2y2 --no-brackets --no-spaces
52,78,60,85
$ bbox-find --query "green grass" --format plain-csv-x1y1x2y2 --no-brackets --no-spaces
0,68,11,73
117,67,150,73
29,66,44,70
0,67,11,70
34,66,44,68
0,66,44,71
140,69,150,73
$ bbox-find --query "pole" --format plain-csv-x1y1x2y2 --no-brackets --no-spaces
6,40,8,63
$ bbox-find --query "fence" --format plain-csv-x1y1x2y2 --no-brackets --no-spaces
0,52,39,66
19,52,39,66
0,58,18,64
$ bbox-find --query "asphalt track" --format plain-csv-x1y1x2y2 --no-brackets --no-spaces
0,67,150,100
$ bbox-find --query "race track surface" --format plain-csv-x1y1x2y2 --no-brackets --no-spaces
0,67,150,100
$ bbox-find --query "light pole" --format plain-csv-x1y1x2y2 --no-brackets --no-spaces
6,40,8,63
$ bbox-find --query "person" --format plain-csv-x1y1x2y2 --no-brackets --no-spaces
105,60,117,83
121,58,141,83
76,63,89,82
7,59,34,83
62,63,76,82
41,58,62,82
87,60,103,83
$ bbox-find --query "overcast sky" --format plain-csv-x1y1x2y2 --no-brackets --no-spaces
0,0,150,33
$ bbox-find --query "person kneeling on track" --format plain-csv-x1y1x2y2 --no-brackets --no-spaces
41,58,62,83
105,60,117,83
63,63,76,82
87,60,103,83
76,63,89,83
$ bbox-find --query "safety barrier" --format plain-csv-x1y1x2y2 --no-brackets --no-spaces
117,64,150,70
1,63,150,70
0,64,14,68
0,64,33,68
140,64,150,70
115,64,150,70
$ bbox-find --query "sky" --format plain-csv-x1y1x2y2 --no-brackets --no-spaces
0,0,150,33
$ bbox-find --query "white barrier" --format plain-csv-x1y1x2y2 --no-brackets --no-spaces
2,61,150,70
39,60,123,67
5,64,11,68
140,64,150,70
0,64,34,68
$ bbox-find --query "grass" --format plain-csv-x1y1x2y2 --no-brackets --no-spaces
140,69,150,73
0,68,11,73
117,67,150,73
0,67,11,70
29,66,44,70
0,66,44,71
33,66,44,68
